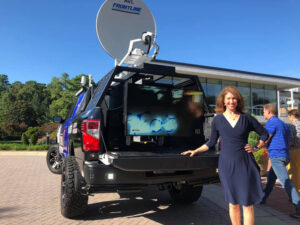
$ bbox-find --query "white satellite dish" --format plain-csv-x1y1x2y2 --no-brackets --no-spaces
96,0,157,64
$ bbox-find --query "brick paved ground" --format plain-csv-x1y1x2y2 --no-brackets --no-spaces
0,154,231,225
261,180,296,215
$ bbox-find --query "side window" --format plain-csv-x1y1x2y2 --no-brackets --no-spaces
108,84,123,110
65,102,77,120
75,89,92,117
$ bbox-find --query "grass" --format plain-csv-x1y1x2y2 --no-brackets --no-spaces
0,141,22,144
0,143,50,150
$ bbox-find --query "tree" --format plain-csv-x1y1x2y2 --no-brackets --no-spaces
0,74,10,95
0,81,50,126
47,73,88,119
22,81,51,125
0,72,88,138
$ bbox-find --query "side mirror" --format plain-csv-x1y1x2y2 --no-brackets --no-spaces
53,116,64,123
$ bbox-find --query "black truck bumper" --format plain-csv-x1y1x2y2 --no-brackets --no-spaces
83,154,219,192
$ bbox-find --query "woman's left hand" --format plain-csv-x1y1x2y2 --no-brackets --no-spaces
244,144,255,153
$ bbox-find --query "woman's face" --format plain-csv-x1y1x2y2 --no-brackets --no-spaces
288,115,294,123
224,92,238,111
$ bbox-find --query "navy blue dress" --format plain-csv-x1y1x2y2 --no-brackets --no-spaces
206,113,269,206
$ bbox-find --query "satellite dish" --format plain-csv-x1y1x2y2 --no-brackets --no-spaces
96,0,156,62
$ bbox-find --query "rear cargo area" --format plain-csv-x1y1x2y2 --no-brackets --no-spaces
101,69,215,156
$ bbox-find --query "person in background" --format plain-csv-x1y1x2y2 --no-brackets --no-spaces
287,109,300,198
187,99,205,147
182,86,268,225
261,104,300,219
288,109,300,149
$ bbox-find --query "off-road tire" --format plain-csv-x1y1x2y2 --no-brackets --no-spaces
46,145,62,174
61,156,88,218
169,184,203,204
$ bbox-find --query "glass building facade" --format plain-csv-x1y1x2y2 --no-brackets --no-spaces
199,77,277,116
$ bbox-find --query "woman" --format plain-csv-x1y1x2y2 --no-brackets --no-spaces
182,86,268,225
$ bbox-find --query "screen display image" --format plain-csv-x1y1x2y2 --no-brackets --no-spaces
127,84,204,136
128,111,178,135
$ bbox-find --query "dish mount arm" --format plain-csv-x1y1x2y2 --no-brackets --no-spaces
118,31,160,67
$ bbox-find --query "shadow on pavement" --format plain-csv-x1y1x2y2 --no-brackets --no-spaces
74,188,229,225
0,207,24,219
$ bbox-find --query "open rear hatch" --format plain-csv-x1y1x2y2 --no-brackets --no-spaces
99,63,218,172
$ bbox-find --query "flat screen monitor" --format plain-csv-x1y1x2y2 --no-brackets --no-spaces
127,84,204,136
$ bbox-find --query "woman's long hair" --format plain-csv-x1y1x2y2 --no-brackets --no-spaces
215,86,245,114
288,109,300,120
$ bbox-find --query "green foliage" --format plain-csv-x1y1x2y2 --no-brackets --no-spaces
50,130,57,140
0,143,49,150
0,74,10,95
30,133,38,145
26,127,38,137
47,73,88,119
21,133,29,145
0,73,88,138
248,130,259,142
247,114,269,164
0,81,50,126
253,148,269,164
248,131,260,147
22,127,39,145
0,127,3,140
0,123,28,137
247,114,260,147
248,131,269,164
49,91,76,119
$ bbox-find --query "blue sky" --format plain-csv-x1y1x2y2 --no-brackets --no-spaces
1,0,300,84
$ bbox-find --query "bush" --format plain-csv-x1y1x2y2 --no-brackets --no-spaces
30,133,38,145
22,127,39,145
248,114,269,165
21,133,29,145
253,147,269,164
38,123,59,136
26,127,38,137
0,123,28,138
0,143,49,150
50,130,57,140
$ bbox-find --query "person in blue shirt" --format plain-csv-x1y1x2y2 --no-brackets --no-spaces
262,104,300,219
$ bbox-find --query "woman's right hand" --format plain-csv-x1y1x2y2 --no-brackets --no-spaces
181,150,198,157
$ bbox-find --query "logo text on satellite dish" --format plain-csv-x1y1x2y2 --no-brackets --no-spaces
112,0,142,15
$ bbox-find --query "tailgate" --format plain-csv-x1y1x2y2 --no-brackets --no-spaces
110,151,219,172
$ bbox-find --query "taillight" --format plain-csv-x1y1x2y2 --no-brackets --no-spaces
81,119,100,151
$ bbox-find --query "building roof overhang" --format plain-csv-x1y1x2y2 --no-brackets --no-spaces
153,59,300,90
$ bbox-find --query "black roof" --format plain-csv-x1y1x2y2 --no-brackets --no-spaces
154,59,300,82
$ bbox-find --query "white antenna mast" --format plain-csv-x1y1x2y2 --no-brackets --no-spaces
88,74,93,87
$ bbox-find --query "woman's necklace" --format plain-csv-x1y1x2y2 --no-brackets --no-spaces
226,112,238,120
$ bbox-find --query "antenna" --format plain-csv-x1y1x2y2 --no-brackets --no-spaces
96,0,159,67
76,76,87,96
80,76,86,86
88,74,93,87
